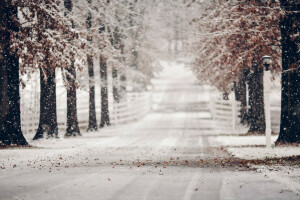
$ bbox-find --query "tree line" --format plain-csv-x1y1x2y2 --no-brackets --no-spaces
0,0,155,146
188,0,299,143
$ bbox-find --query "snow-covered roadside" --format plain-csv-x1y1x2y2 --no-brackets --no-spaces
210,135,300,160
255,166,300,195
210,135,300,195
211,135,279,147
228,147,300,160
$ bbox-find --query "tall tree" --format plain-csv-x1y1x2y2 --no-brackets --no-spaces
247,61,265,133
33,3,59,140
112,27,122,103
86,0,98,131
99,2,110,128
276,0,300,143
0,1,28,146
100,54,111,127
234,66,248,124
64,0,81,137
34,68,58,139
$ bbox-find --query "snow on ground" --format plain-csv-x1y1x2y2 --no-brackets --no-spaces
1,61,300,200
211,135,278,147
254,166,300,195
228,146,300,160
209,135,300,196
210,135,300,160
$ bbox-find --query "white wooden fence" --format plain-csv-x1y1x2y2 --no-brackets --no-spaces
210,96,242,131
210,94,281,133
21,92,152,134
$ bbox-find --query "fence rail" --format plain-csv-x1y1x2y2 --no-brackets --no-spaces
21,92,152,134
210,93,281,133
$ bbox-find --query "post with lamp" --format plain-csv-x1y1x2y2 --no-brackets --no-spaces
262,55,272,148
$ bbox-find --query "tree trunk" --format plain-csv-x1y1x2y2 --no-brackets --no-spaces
112,66,120,103
234,69,248,125
65,67,81,137
33,68,58,139
0,2,27,145
233,81,241,101
247,65,266,134
64,0,80,137
87,55,97,131
86,0,97,132
120,73,127,99
222,91,229,100
100,55,110,128
277,1,300,143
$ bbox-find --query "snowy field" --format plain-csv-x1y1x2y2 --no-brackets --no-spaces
1,62,300,200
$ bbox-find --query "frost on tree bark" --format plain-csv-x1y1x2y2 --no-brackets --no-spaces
64,0,81,137
0,2,28,146
100,55,110,128
33,68,58,140
87,55,98,131
277,1,300,144
247,65,265,134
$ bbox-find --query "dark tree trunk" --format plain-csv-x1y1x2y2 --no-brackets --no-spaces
234,69,248,125
247,65,265,134
0,3,27,146
233,81,241,101
64,0,80,137
100,55,110,128
86,0,97,132
222,91,229,100
0,57,27,146
112,67,120,103
33,68,58,140
0,3,27,145
65,67,81,137
87,55,97,131
120,73,127,99
277,1,300,143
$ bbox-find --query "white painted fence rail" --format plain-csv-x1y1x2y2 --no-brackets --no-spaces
21,92,152,134
210,93,281,133
210,95,242,131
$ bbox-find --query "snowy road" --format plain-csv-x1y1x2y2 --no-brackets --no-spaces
0,62,298,200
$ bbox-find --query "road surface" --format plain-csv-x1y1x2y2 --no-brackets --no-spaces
0,62,298,200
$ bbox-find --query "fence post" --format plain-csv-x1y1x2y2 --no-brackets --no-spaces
232,93,236,130
209,94,215,119
264,68,272,148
